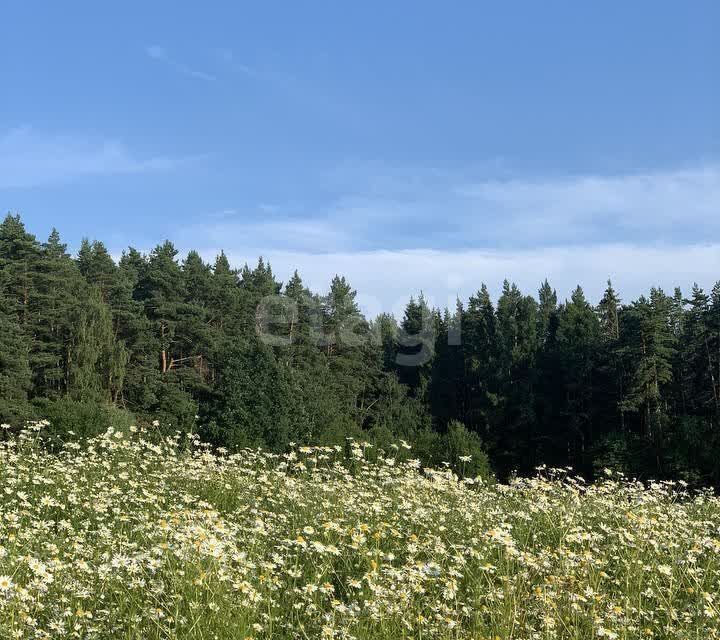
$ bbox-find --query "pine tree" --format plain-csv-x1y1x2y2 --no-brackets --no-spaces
283,270,323,369
3,213,720,484
322,275,379,428
322,275,363,353
77,239,123,304
240,257,282,336
0,214,42,330
128,242,201,431
0,284,31,423
207,252,244,340
136,241,186,374
32,229,86,397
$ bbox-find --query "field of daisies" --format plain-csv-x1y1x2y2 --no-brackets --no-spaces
1,423,719,639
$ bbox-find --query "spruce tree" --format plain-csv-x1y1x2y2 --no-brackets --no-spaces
619,290,676,474
556,286,600,468
396,294,435,397
462,284,501,437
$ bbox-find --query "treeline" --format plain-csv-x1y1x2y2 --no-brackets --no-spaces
1,213,719,484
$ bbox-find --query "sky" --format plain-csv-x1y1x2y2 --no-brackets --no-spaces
1,1,719,317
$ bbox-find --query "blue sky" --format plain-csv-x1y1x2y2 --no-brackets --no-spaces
1,1,719,314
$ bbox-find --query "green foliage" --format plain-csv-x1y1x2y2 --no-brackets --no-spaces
442,420,493,481
3,427,719,638
0,290,31,423
32,396,136,441
2,213,720,486
202,339,294,450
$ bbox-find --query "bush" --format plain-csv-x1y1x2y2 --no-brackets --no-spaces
442,420,494,482
30,397,136,443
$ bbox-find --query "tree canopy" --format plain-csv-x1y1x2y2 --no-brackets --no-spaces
2,214,720,485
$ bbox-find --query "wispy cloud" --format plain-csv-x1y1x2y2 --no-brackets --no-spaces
307,163,720,250
0,127,185,189
205,244,720,317
177,217,351,253
113,241,720,317
203,208,240,219
214,48,256,76
179,164,720,256
455,166,720,245
145,45,217,82
176,163,720,313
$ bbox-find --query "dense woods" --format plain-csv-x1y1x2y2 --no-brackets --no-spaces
1,213,719,484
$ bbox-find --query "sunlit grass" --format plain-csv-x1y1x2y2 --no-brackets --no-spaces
0,421,719,639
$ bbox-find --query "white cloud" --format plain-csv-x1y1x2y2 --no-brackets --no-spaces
299,164,720,248
0,127,182,189
145,44,217,82
123,162,720,315
204,208,240,219
177,218,351,253
194,244,720,318
456,166,720,242
214,48,256,76
179,164,720,271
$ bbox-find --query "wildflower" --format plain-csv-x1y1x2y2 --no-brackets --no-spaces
422,562,441,577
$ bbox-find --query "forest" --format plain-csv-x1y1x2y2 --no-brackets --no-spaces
1,213,719,485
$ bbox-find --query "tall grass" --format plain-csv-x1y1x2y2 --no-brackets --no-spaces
0,422,718,638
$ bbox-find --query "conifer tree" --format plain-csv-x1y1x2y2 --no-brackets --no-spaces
537,279,558,346
0,286,31,422
495,281,538,473
396,294,435,397
3,212,720,483
619,290,676,473
462,285,500,436
556,286,600,466
429,303,464,428
32,229,85,396
683,284,718,417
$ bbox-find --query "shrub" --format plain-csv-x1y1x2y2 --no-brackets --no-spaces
30,397,135,442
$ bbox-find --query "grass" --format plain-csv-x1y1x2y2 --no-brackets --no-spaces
0,421,719,639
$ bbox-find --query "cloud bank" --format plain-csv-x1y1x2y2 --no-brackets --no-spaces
186,164,720,259
197,244,719,318
456,166,720,245
167,163,720,314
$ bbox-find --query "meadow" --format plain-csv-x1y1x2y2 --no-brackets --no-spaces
0,422,719,639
